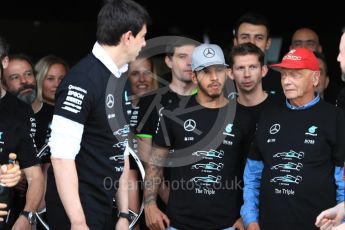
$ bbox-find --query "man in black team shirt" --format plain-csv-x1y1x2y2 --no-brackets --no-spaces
135,38,199,212
144,43,254,230
0,57,43,228
46,0,150,229
136,38,198,168
228,43,281,139
241,48,345,230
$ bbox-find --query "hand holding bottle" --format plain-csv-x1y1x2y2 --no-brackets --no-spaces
0,153,20,188
0,153,18,225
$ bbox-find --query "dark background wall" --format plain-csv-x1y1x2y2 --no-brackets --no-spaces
1,0,344,103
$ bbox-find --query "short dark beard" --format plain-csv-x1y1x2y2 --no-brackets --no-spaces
16,84,37,104
197,81,221,99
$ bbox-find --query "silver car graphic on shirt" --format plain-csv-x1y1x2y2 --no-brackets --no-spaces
191,175,222,184
113,125,130,136
109,154,124,162
273,150,304,159
270,175,302,184
192,149,224,158
271,162,303,171
113,139,128,148
191,162,224,171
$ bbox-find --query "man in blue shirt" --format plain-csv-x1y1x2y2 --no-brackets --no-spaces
241,48,345,230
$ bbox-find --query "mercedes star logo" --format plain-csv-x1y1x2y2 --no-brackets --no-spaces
269,124,280,135
203,48,215,58
184,119,196,132
106,94,115,108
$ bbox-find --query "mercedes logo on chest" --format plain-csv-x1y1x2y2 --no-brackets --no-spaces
184,119,196,132
269,124,280,134
106,94,115,108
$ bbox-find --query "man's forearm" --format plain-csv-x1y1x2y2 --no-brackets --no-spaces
23,165,44,211
51,158,86,225
137,137,153,169
144,146,167,206
116,156,129,213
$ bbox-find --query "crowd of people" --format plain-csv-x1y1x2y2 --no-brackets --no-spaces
0,0,344,230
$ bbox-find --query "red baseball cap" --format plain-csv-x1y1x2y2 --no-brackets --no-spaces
270,48,320,71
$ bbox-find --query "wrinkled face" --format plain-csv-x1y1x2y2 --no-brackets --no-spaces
280,68,319,106
128,58,155,96
192,65,227,99
128,24,147,62
290,29,321,52
314,58,329,96
234,23,271,52
3,59,37,104
229,54,267,93
43,63,66,104
165,45,195,83
337,33,345,74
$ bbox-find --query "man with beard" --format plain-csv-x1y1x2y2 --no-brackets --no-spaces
0,53,44,229
144,44,253,230
0,43,34,228
1,54,48,228
2,54,37,105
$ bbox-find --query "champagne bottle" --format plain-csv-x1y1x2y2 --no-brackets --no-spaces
0,153,17,229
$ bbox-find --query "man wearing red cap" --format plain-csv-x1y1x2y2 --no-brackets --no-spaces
241,47,345,230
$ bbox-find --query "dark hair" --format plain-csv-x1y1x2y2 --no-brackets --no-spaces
313,51,328,75
1,54,35,87
97,0,151,46
8,54,35,70
0,36,10,60
229,42,265,67
233,12,271,39
165,36,200,58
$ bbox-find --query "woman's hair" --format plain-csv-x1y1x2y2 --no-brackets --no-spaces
35,55,69,102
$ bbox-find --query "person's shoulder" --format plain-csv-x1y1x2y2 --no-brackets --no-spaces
336,87,345,108
318,99,339,110
257,94,284,115
2,92,33,113
138,90,157,103
137,87,173,107
265,93,284,107
64,54,108,82
0,93,34,124
324,100,345,117
40,102,55,115
57,54,110,97
338,86,345,96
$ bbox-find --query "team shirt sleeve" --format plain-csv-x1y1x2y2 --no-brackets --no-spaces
49,74,95,159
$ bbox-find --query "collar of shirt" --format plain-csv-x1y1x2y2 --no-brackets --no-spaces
92,42,128,78
285,93,320,110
